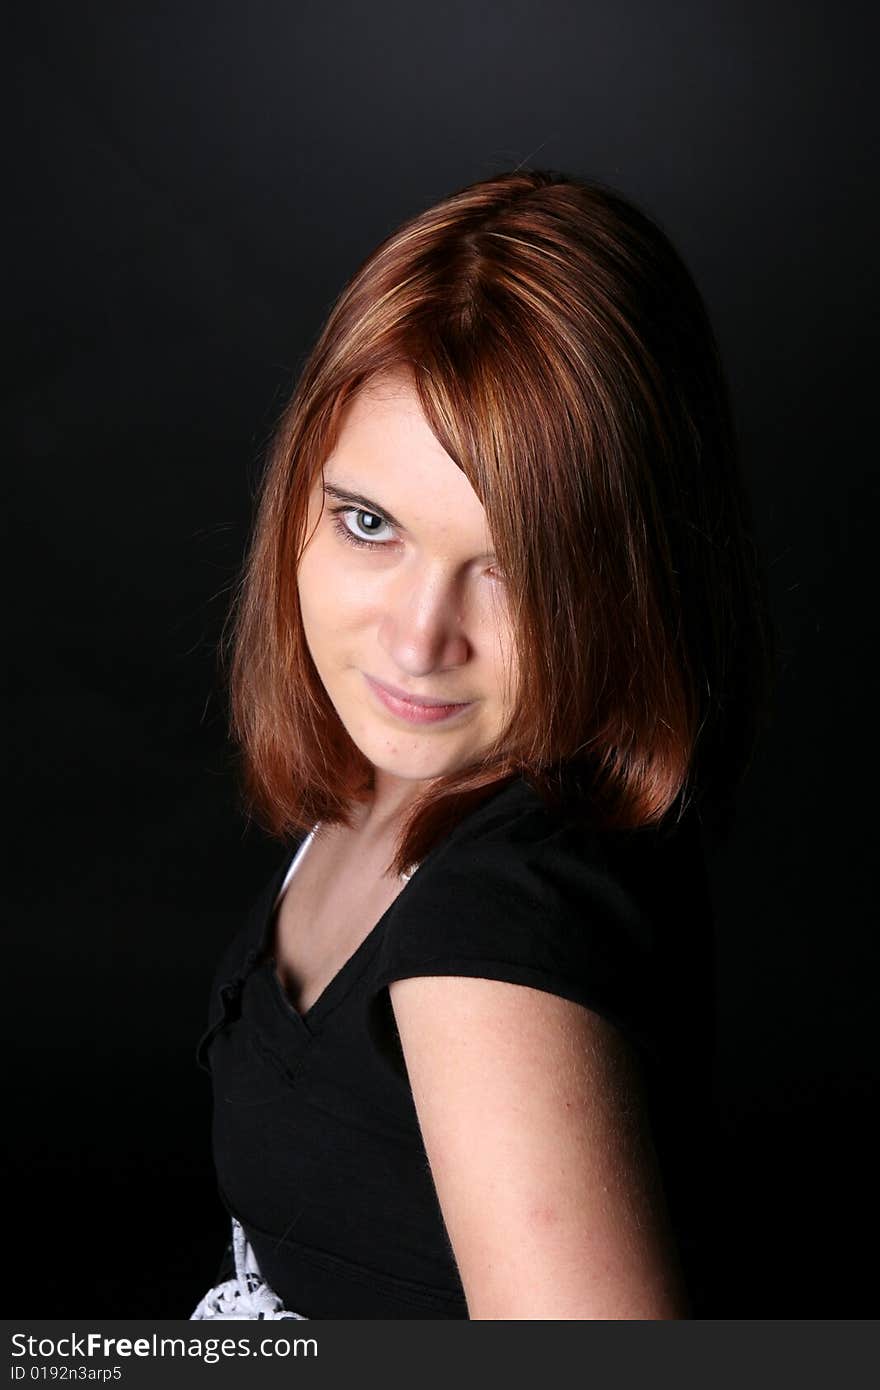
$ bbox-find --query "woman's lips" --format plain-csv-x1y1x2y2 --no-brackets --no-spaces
364,674,474,724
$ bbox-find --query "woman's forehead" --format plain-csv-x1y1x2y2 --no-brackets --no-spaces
333,371,431,441
326,378,453,489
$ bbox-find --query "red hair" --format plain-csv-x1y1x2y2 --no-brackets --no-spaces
222,169,775,874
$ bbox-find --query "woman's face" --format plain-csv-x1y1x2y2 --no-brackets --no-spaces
297,371,517,813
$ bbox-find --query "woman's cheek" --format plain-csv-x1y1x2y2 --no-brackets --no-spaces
335,568,383,620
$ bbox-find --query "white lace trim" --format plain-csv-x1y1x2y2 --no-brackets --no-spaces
191,1217,308,1320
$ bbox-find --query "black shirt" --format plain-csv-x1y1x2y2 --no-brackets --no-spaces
197,773,716,1318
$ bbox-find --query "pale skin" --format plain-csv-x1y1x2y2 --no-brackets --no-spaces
283,368,690,1318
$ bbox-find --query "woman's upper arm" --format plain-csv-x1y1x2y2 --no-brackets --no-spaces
388,971,690,1320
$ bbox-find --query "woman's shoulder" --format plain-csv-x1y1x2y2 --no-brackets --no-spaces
402,770,708,936
369,773,711,1062
415,767,705,857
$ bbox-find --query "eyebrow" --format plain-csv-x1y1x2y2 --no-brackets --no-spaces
322,482,497,560
323,483,406,530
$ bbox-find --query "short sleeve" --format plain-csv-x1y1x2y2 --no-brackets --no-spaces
368,794,663,1070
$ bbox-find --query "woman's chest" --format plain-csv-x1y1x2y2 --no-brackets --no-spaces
271,833,406,1018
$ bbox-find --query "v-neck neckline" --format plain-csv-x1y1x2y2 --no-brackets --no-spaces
253,828,421,1035
250,774,530,1034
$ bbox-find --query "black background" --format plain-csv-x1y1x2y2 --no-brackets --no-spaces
5,1,876,1316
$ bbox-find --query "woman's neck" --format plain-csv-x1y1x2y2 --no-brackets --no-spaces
358,769,434,839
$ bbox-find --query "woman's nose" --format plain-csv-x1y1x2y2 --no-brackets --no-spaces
378,570,470,674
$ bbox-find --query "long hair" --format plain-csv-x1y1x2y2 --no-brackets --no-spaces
222,168,775,875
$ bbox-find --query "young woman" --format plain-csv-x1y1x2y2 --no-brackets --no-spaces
192,168,773,1320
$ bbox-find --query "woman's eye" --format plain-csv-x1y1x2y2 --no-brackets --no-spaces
330,506,504,579
331,508,394,548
